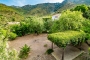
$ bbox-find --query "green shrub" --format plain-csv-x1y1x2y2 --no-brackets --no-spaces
10,24,21,36
10,17,44,36
81,20,90,40
46,49,54,54
83,10,90,19
0,28,20,60
10,23,29,36
72,4,88,13
19,44,30,58
8,32,17,40
25,17,44,34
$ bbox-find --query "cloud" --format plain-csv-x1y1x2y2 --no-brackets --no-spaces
46,0,64,3
12,0,26,6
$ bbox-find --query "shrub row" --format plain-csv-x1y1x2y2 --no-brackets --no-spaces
48,31,86,48
10,17,44,36
10,16,53,36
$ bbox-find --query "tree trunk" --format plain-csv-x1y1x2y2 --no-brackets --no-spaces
62,48,65,60
52,42,53,49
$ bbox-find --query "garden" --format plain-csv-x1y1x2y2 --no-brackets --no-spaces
0,4,90,60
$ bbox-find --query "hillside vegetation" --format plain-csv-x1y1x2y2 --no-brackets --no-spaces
67,0,90,5
1,0,90,16
0,4,24,22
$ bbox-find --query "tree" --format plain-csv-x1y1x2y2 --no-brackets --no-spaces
25,17,44,35
72,4,88,13
11,17,44,36
48,31,86,60
50,10,85,33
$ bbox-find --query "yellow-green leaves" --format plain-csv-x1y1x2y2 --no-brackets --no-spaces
50,10,85,33
0,28,19,60
48,31,86,48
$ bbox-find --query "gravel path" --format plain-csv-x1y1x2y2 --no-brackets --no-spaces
8,34,56,60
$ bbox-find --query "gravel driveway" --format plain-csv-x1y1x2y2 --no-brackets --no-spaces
8,34,56,60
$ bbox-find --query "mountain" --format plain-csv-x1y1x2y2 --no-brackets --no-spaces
20,2,66,16
20,0,90,16
57,3,75,13
67,0,90,5
10,0,90,16
1,0,90,17
0,4,24,22
21,0,90,16
56,0,74,13
57,0,90,13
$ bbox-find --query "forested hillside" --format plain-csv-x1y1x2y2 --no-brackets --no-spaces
11,0,67,16
67,0,90,5
0,4,24,22
1,0,90,17
20,2,66,16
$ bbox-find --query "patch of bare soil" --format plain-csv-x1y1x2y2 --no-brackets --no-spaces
8,34,56,60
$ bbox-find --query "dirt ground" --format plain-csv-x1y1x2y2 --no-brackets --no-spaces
8,34,56,60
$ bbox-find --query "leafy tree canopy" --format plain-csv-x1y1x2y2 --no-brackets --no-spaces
72,4,88,13
50,10,85,33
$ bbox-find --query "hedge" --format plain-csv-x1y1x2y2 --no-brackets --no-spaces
48,31,86,48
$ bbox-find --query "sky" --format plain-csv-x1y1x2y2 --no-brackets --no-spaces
0,0,64,6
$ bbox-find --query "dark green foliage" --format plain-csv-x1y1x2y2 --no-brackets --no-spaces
50,10,84,33
70,4,90,20
83,8,90,19
12,17,15,21
10,23,29,36
10,24,21,36
46,49,54,54
71,4,90,20
48,31,86,48
19,44,30,58
10,17,44,36
72,4,88,13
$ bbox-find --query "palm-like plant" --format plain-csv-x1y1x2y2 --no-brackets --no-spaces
19,44,30,58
